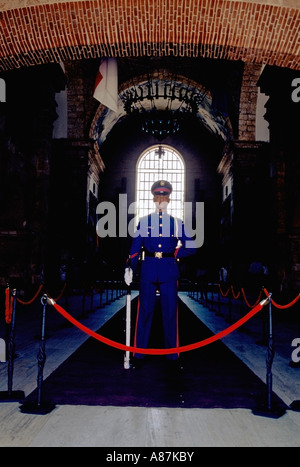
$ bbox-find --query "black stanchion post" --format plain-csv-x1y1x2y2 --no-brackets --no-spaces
7,289,16,395
0,289,25,402
64,283,69,309
198,281,202,302
210,284,215,311
226,294,232,323
256,300,268,346
89,286,94,312
19,294,56,414
240,293,243,314
204,282,208,306
208,283,212,308
197,281,200,302
99,283,103,308
106,283,109,304
205,282,210,305
216,285,222,316
266,294,274,410
110,283,114,302
80,287,88,318
37,295,47,406
252,293,286,418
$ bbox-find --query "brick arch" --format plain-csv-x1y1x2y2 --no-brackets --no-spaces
0,0,299,72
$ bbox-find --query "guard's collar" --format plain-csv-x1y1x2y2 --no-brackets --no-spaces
155,208,168,214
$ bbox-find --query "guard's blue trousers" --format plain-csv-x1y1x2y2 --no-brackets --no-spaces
134,257,179,360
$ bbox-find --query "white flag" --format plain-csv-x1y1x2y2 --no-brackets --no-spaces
93,58,118,112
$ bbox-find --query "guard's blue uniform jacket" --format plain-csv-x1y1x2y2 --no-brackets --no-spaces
127,210,196,360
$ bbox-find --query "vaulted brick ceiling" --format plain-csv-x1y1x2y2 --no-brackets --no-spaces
0,0,299,72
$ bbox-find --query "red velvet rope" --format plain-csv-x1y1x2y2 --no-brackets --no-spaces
230,285,240,300
50,299,265,355
15,283,66,306
218,283,261,307
5,287,13,324
218,284,230,297
241,288,263,308
51,283,66,302
17,284,44,305
263,288,300,309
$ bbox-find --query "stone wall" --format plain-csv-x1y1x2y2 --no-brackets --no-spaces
238,63,263,141
0,64,66,288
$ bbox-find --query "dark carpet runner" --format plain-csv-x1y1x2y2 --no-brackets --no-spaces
23,297,287,409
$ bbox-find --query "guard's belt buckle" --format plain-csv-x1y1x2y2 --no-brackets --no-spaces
154,251,163,259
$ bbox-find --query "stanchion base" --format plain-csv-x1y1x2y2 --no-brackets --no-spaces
19,401,56,415
0,390,25,402
252,403,286,419
290,400,300,412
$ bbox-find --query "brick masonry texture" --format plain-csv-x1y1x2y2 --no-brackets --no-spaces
0,0,299,71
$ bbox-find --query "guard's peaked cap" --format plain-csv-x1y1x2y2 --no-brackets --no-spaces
151,180,172,195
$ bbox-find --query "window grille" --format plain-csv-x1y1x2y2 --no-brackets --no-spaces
136,145,185,223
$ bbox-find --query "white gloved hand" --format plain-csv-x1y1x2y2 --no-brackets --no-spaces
124,268,133,286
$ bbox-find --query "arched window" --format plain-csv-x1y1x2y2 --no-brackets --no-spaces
136,145,185,222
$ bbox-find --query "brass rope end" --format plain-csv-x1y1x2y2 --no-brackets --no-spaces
260,296,271,307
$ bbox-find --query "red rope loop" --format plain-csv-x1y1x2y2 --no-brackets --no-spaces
50,283,66,302
48,296,266,355
17,284,44,305
15,283,66,306
218,283,230,297
230,285,241,300
263,288,300,309
241,288,263,308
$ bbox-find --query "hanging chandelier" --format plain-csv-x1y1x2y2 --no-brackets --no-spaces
121,77,205,141
141,108,182,141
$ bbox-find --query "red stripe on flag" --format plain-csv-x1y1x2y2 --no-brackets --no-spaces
94,70,103,91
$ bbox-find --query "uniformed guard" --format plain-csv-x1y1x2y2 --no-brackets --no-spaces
124,180,196,368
